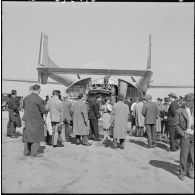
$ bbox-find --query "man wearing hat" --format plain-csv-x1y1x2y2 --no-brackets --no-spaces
6,90,22,138
72,93,91,146
175,93,194,180
47,90,64,147
161,97,170,141
142,94,159,148
167,93,180,151
23,84,47,157
110,94,129,149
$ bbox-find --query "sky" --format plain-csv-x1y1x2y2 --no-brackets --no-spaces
2,2,194,99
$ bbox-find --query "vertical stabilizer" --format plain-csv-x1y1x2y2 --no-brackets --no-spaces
146,34,152,70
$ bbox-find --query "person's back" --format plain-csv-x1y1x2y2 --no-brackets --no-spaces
47,96,63,122
62,99,72,123
142,101,158,125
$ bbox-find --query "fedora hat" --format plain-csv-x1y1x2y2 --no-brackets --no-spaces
168,93,177,99
184,93,194,101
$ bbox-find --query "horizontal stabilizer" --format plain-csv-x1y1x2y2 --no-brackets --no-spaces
37,67,151,76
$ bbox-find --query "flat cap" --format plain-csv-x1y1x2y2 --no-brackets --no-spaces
168,93,177,99
32,84,40,91
184,93,194,101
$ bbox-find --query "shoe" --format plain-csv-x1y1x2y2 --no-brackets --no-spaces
94,138,101,141
178,174,185,181
82,143,91,146
30,154,43,157
76,140,81,145
10,136,16,138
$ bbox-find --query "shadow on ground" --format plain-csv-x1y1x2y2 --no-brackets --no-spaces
149,160,179,177
129,139,148,148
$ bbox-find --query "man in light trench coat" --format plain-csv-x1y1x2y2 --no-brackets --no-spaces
110,94,129,149
72,93,91,146
22,84,47,157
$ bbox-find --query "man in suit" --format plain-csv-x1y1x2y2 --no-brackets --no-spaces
62,93,73,142
46,90,64,147
175,93,194,180
167,93,180,151
88,95,101,141
72,93,91,146
6,90,21,138
23,84,47,157
142,94,159,148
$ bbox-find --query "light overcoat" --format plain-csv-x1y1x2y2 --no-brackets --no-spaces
135,101,145,127
23,93,47,143
73,99,89,135
112,101,129,139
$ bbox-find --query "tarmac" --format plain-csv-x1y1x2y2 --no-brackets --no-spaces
1,111,194,193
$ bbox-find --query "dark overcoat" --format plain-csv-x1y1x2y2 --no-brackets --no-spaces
7,96,21,127
142,101,159,125
23,93,47,143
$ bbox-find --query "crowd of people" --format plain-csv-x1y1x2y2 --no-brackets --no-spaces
6,84,194,181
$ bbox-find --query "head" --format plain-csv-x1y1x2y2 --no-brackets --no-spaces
32,84,41,95
118,94,124,102
78,93,83,100
168,93,177,102
164,97,169,104
96,95,101,102
179,96,184,105
63,93,69,100
126,97,131,102
157,98,163,105
11,90,17,96
146,94,152,101
136,97,140,103
183,93,194,109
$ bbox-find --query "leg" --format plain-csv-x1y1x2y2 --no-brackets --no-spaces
89,120,94,139
82,135,91,146
113,138,117,149
140,127,144,137
151,124,156,146
120,139,125,149
30,142,40,156
179,134,190,178
76,135,81,144
24,142,31,156
65,122,71,141
146,125,152,147
6,119,11,136
136,127,140,137
9,120,16,137
169,127,176,151
52,122,59,146
187,141,194,178
93,119,100,140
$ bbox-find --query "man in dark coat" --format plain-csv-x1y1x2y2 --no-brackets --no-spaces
167,93,180,151
142,94,159,148
175,93,194,180
23,84,47,157
88,95,101,141
6,90,21,138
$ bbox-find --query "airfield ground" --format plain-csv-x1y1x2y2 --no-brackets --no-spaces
1,111,194,193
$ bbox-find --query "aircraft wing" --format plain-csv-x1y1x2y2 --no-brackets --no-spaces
37,67,150,76
2,78,59,85
150,84,194,88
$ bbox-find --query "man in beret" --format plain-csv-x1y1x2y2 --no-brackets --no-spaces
110,94,129,149
167,93,180,151
72,93,91,146
142,94,159,148
6,90,22,138
175,93,194,180
23,84,47,157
